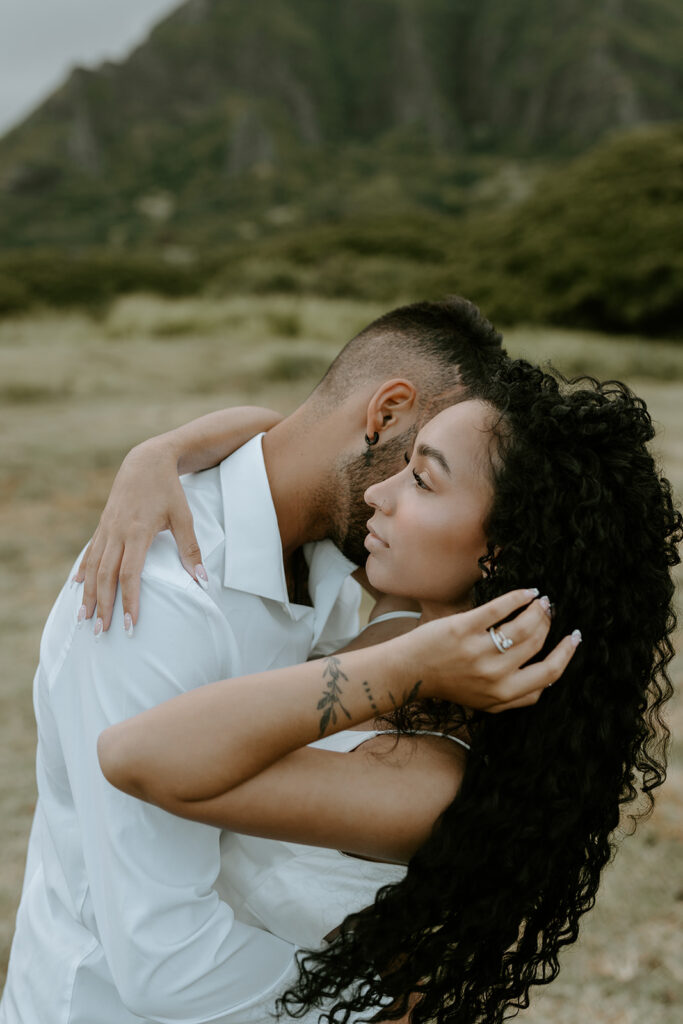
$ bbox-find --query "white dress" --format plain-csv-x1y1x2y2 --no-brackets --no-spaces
219,729,470,947
216,728,409,949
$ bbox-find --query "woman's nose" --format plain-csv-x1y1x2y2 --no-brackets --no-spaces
364,482,383,510
365,482,389,512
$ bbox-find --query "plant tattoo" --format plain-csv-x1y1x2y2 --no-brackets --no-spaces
318,657,352,735
317,660,423,736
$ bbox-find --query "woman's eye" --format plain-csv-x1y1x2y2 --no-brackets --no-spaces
403,452,410,465
413,469,429,490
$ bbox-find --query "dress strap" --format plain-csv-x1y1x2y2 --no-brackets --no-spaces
417,731,470,751
310,728,470,754
355,610,422,635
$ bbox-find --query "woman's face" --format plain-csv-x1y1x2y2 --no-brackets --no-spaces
364,399,496,608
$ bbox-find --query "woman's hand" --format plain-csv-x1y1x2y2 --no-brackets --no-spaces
75,437,198,632
74,405,282,631
399,589,581,712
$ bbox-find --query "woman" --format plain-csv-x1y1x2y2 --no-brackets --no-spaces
97,360,680,1024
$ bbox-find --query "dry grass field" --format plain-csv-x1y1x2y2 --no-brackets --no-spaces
1,294,682,1021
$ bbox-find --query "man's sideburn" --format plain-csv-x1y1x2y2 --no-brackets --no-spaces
331,430,416,566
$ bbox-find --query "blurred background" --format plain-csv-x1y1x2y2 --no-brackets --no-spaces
0,1,682,1020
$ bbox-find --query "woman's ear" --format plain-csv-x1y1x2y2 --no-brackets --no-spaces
364,379,418,443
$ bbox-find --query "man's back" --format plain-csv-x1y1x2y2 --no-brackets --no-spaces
1,438,359,1023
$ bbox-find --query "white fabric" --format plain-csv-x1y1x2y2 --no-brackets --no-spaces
0,434,360,1024
218,726,468,950
217,730,408,950
214,727,468,1021
354,609,422,635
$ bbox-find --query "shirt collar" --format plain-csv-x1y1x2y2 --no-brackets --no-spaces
219,434,357,626
304,539,358,646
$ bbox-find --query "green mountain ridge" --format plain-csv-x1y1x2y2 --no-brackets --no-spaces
1,0,682,249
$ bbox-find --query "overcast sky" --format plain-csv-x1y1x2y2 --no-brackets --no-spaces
0,0,182,136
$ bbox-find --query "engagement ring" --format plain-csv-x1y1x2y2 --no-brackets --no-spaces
488,626,514,653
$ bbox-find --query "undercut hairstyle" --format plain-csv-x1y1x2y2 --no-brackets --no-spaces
278,360,682,1024
314,296,506,414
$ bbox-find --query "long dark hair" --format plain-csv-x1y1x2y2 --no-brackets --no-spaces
278,360,682,1024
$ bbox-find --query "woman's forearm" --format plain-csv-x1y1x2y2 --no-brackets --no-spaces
157,406,283,475
98,638,419,807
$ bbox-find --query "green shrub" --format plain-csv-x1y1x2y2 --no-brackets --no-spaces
0,252,206,312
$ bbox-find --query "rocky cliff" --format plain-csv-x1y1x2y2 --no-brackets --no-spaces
0,0,680,247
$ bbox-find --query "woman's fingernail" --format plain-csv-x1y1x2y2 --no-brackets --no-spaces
539,595,551,615
94,618,103,638
571,629,582,647
195,565,209,590
70,576,79,589
123,613,134,638
77,605,87,628
525,587,540,598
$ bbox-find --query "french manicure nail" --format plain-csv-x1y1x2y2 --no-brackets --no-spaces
525,587,540,598
195,564,209,590
539,595,551,615
571,629,582,647
77,605,87,628
94,618,103,638
123,613,134,639
70,576,79,589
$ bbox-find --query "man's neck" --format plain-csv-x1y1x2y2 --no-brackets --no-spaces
261,411,335,564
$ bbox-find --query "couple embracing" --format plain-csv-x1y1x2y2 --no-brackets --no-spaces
1,297,680,1024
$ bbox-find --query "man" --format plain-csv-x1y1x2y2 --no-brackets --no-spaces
0,298,505,1023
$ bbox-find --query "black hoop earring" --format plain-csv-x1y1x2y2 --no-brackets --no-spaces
365,432,379,446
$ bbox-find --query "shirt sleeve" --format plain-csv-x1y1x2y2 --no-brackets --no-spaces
46,566,296,1024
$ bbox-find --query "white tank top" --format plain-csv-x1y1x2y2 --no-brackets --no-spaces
216,730,469,948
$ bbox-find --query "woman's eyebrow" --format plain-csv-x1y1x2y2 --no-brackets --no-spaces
416,443,451,475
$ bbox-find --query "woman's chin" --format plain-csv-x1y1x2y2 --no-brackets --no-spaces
365,554,378,585
365,557,390,593
366,561,410,599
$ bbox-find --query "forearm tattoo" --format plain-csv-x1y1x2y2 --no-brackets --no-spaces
362,680,378,713
317,660,423,736
318,657,352,735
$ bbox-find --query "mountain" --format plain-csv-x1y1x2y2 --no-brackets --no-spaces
0,0,681,249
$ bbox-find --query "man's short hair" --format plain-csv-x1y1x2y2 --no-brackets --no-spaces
315,296,506,409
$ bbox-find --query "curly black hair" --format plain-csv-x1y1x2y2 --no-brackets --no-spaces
276,360,682,1024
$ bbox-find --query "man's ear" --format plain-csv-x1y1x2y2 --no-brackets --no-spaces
364,379,418,442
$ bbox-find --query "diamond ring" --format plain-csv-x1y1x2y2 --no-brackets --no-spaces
488,626,514,653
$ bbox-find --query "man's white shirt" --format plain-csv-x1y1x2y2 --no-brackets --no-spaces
0,435,360,1024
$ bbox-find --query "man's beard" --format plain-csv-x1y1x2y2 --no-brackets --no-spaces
329,429,416,566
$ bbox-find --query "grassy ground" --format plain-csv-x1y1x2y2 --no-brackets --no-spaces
1,294,682,1020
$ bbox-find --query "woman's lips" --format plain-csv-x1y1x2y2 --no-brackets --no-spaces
365,522,389,551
